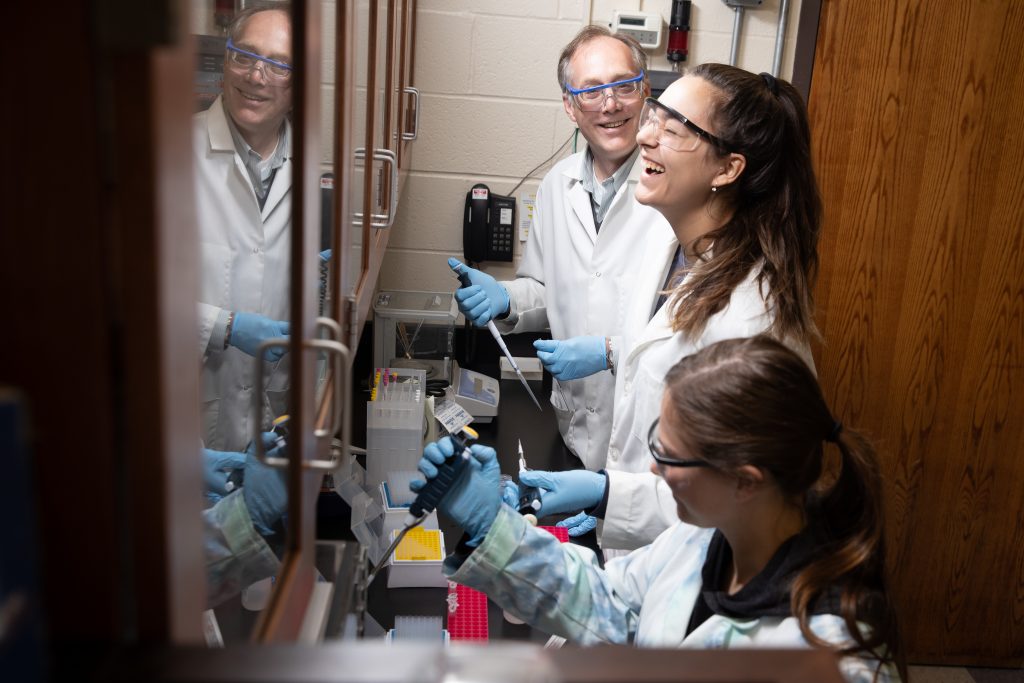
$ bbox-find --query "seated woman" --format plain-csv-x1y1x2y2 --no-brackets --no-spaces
413,336,905,682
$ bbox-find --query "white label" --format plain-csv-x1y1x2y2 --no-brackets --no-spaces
434,399,474,435
499,207,513,225
472,187,489,200
519,195,536,242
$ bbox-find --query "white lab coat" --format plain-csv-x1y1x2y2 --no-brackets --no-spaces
450,507,898,683
194,97,293,451
600,231,815,550
498,151,673,470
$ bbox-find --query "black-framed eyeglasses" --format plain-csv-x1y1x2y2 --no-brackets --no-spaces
647,417,714,468
639,97,729,153
226,38,293,83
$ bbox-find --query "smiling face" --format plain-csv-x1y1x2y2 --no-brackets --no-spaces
649,396,739,528
634,75,729,228
222,9,293,151
562,36,647,179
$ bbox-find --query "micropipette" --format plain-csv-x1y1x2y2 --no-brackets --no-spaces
516,439,543,518
455,269,543,412
365,426,478,585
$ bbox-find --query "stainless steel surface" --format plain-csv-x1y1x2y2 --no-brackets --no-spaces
771,0,790,76
403,87,420,141
305,338,351,470
353,148,398,228
729,5,742,66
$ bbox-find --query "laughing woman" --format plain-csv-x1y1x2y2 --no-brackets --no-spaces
519,64,823,550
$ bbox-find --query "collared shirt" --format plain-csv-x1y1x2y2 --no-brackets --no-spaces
654,246,688,315
226,116,292,210
580,147,639,231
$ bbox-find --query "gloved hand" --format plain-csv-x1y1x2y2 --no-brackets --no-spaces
557,511,598,537
410,437,502,546
229,311,291,361
518,468,607,517
533,336,608,380
500,476,520,508
202,447,246,503
448,257,510,327
242,432,289,536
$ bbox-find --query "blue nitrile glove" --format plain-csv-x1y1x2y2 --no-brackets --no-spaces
448,257,510,327
242,432,289,536
517,469,606,517
533,336,607,380
557,511,598,537
203,448,246,503
229,312,291,361
319,248,332,262
410,437,502,546
500,477,520,508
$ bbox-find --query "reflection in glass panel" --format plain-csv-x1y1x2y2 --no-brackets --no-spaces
191,3,294,638
350,0,371,294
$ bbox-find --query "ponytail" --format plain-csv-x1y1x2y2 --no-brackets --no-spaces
790,427,907,682
663,337,905,681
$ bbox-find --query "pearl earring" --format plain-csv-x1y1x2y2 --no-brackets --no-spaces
711,185,717,193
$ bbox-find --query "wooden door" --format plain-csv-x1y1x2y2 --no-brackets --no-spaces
807,0,1024,666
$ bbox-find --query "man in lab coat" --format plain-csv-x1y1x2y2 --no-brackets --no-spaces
194,6,294,451
451,26,672,474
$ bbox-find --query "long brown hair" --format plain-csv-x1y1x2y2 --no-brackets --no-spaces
668,64,822,343
663,336,905,681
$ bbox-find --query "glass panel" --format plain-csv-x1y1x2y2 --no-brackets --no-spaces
349,0,372,305
191,4,295,640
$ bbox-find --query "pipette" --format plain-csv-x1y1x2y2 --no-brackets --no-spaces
455,269,543,412
365,426,478,585
516,439,543,521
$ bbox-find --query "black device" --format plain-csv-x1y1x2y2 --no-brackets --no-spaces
517,484,543,516
463,183,516,263
667,1,692,65
408,429,475,519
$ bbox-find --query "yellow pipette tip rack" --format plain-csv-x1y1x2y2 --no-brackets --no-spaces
393,527,443,562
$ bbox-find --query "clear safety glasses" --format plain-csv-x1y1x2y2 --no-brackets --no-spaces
566,71,645,111
648,417,714,468
226,38,294,84
639,97,728,153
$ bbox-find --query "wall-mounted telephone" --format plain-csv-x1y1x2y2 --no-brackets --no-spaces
463,183,515,264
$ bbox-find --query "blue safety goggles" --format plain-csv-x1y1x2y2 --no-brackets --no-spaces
226,38,293,82
566,71,645,111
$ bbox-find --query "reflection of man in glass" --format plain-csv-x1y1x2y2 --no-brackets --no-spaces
195,6,294,452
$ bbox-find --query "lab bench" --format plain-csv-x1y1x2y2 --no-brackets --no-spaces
215,328,596,645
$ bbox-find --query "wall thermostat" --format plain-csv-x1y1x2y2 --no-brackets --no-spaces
610,10,663,49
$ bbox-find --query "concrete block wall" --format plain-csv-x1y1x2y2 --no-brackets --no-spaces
195,0,806,308
380,0,805,301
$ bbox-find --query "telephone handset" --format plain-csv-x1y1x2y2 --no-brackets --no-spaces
463,183,515,263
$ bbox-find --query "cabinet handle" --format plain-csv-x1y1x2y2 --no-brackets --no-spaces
402,87,420,141
306,338,351,470
352,147,398,229
252,337,290,467
251,335,351,470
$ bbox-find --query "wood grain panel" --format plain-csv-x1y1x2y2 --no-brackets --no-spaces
808,0,1024,666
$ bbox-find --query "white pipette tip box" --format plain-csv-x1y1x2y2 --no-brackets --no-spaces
500,356,543,381
386,527,449,588
386,615,450,645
